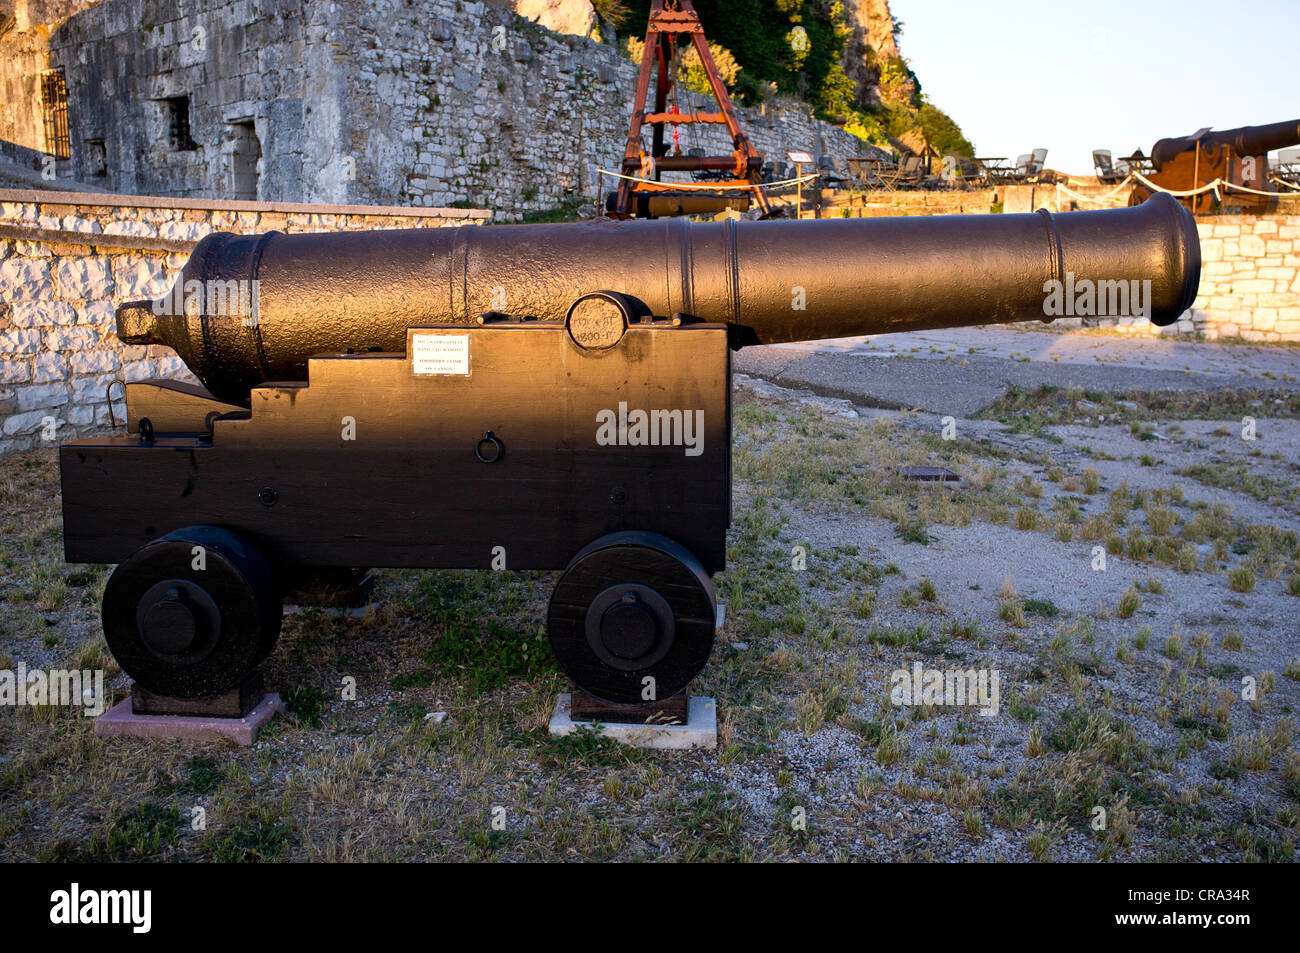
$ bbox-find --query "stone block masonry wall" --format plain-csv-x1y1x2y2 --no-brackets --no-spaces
1188,216,1300,342
830,190,996,217
0,188,487,454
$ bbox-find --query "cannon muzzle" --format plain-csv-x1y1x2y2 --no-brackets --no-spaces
1151,119,1300,171
119,193,1200,404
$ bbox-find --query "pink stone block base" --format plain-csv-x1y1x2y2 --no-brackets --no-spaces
93,693,284,746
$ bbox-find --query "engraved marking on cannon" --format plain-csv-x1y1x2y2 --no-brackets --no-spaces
566,292,630,350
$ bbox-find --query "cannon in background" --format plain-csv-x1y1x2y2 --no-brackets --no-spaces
59,195,1200,710
1130,119,1300,214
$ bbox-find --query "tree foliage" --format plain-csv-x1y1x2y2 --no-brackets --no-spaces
626,36,742,94
592,0,632,22
617,0,843,105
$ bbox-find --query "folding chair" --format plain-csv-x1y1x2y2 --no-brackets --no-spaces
1093,149,1116,183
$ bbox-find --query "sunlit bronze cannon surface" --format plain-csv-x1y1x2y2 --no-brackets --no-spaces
63,195,1200,707
1132,119,1300,213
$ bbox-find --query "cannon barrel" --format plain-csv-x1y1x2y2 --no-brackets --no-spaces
1151,119,1300,171
118,193,1200,404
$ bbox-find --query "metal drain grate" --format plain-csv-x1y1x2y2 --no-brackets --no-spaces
900,466,961,483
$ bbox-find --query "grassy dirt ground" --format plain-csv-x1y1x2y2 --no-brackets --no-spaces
2,375,1299,862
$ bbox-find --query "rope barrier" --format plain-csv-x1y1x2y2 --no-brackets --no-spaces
1219,178,1300,199
1054,171,1300,207
1081,175,1138,202
1130,171,1217,198
1054,176,1135,207
598,167,819,192
1132,171,1300,200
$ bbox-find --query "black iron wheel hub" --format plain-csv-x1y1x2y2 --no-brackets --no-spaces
135,579,222,662
584,583,675,672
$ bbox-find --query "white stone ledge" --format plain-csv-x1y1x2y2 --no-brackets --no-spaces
0,188,492,220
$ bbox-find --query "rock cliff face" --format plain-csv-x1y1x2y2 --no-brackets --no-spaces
512,0,597,39
840,0,917,108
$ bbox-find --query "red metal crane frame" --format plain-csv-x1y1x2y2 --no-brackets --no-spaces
611,0,771,219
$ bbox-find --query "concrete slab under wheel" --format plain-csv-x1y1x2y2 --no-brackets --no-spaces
548,693,717,750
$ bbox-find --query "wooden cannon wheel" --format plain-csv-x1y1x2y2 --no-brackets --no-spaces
101,526,282,699
547,531,716,705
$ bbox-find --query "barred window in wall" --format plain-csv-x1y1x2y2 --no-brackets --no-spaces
40,68,70,159
165,97,198,151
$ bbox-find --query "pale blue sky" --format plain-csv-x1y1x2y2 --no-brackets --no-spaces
889,0,1298,174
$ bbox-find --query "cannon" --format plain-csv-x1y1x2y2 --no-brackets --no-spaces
1131,119,1300,214
59,194,1200,710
